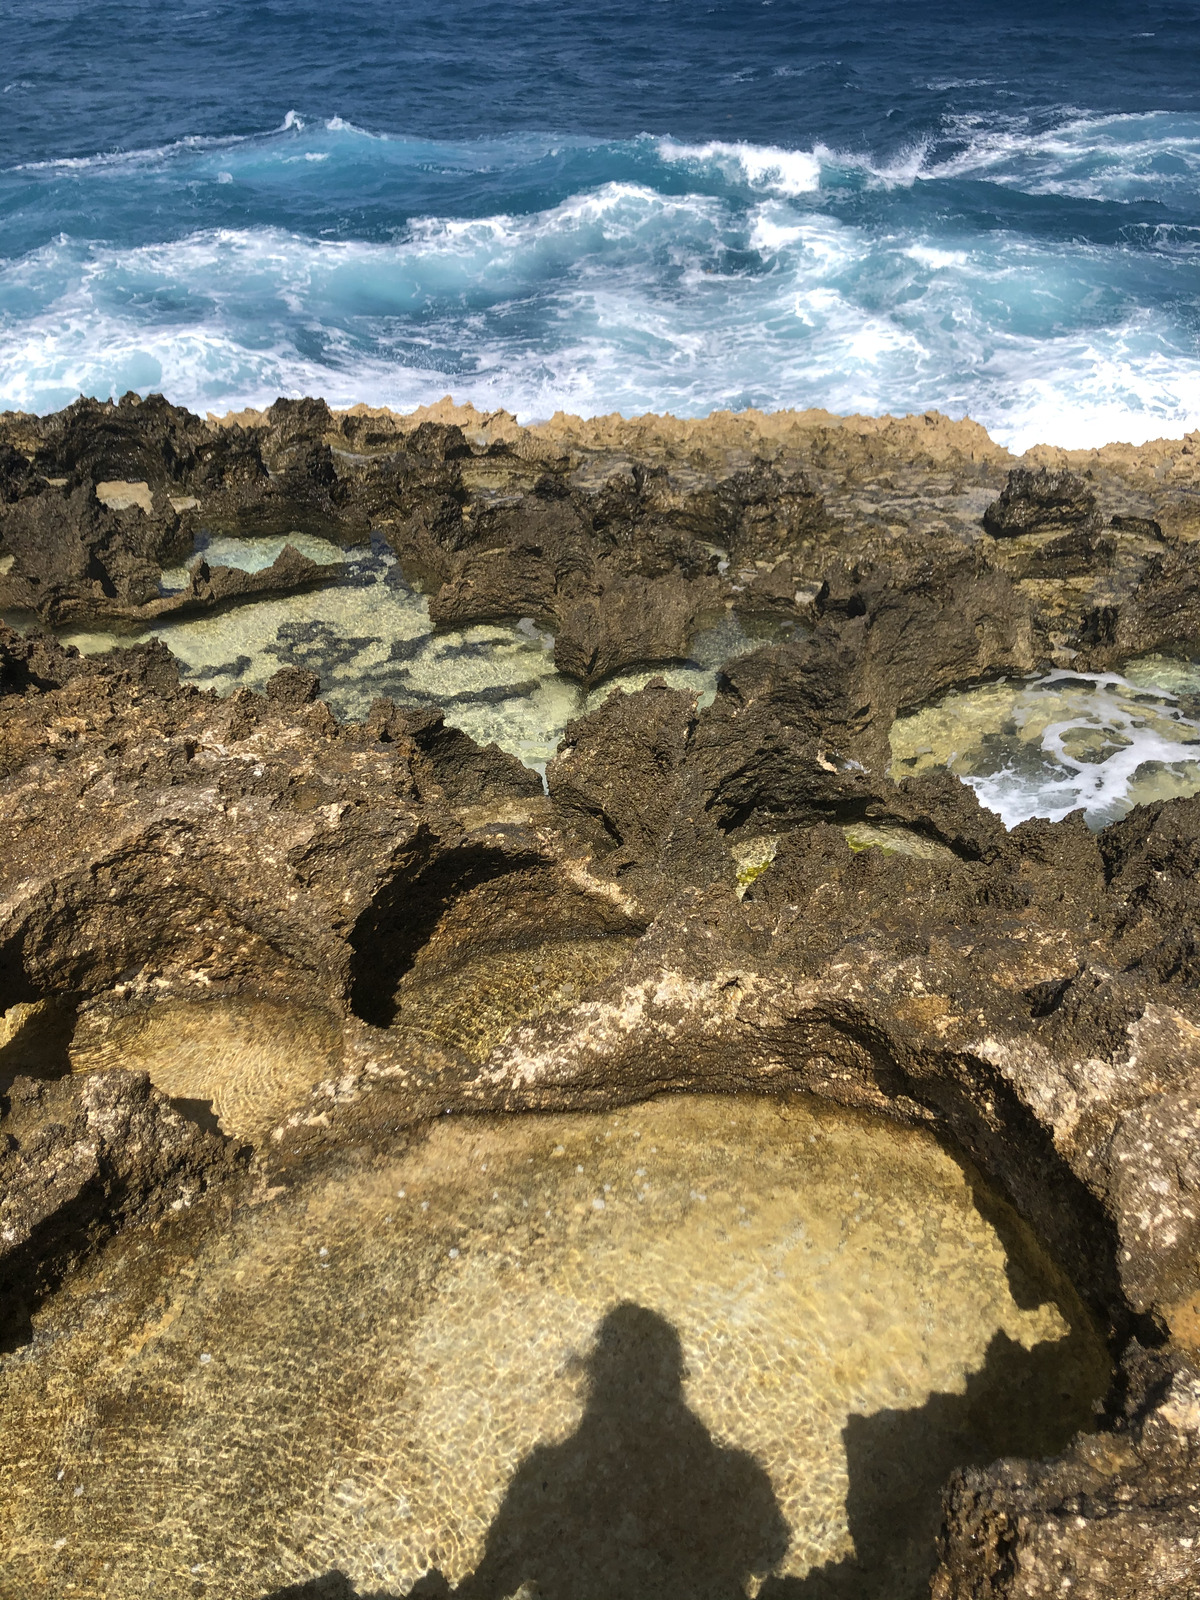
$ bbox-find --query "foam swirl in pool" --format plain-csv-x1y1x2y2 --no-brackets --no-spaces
889,656,1200,829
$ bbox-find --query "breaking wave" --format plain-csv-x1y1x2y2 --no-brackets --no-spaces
4,111,1200,447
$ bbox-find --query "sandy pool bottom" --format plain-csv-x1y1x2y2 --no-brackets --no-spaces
0,1093,1109,1600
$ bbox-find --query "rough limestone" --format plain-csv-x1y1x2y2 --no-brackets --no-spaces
4,393,1200,1597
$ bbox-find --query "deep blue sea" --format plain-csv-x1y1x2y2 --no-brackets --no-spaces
3,1,1200,447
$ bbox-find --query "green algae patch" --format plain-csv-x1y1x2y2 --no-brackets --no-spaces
731,835,779,897
842,823,958,862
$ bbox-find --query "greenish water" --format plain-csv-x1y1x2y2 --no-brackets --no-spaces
891,657,1200,829
10,534,794,774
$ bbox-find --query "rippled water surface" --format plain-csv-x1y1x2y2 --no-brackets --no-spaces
890,658,1200,829
4,3,1200,446
23,537,788,772
0,1091,1109,1599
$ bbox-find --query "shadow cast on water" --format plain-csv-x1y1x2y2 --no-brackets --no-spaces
760,1324,1099,1600
263,1300,1100,1600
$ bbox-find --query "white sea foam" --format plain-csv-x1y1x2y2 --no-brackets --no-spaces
924,110,1200,204
746,213,809,253
4,200,1199,451
324,115,383,138
905,244,970,270
5,119,1200,449
6,110,316,175
891,665,1200,830
10,132,248,175
920,78,997,91
658,139,821,195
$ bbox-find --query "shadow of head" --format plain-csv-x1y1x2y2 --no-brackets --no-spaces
580,1298,687,1407
443,1300,790,1600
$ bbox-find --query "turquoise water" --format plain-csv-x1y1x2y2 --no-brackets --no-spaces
3,3,1200,447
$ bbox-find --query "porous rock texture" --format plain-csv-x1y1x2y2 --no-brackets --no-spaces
6,395,1200,1595
0,1067,238,1352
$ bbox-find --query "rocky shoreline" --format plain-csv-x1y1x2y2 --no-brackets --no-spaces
4,393,1200,1597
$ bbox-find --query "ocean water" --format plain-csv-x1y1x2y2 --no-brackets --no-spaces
3,2,1200,448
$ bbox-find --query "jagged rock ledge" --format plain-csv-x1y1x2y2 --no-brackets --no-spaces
4,394,1200,1596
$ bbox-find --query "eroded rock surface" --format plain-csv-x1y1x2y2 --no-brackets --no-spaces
4,390,1197,684
936,1344,1200,1598
5,396,1200,1597
0,1068,238,1352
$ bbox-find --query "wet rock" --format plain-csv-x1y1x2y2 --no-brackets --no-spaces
0,1068,239,1349
685,633,878,831
548,678,696,854
24,391,211,486
552,573,717,686
981,466,1110,582
266,664,323,708
0,398,836,679
3,392,1198,692
365,700,544,808
163,541,346,616
0,480,193,621
983,466,1100,538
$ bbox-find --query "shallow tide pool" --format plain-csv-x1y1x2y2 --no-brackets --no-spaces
18,534,792,775
890,657,1200,829
0,1092,1109,1600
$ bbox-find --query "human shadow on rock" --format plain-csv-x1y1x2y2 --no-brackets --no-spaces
262,1307,1103,1600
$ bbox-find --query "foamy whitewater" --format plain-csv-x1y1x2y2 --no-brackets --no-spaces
890,661,1200,830
3,0,1200,451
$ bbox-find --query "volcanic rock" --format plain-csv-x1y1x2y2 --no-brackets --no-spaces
0,1068,239,1351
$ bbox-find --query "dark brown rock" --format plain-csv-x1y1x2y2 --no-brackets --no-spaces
7,397,1200,1595
983,466,1100,538
0,1068,240,1350
935,1346,1200,1599
548,678,696,853
553,573,718,685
